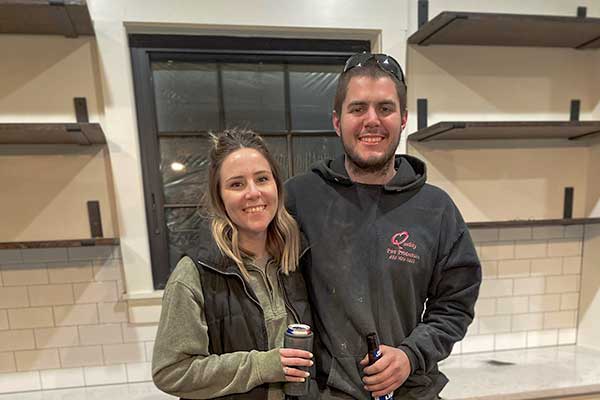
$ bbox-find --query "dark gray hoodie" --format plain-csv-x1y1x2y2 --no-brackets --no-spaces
285,154,481,400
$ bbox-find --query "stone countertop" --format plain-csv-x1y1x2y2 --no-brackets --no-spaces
440,345,600,400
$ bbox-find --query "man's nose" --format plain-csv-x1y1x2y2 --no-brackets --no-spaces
364,106,380,126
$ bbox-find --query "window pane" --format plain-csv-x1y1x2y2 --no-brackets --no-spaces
159,136,210,204
165,207,210,270
292,135,343,176
222,63,286,132
289,65,341,131
262,136,289,180
152,62,219,132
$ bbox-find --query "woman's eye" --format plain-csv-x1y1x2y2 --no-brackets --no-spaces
257,176,270,183
229,182,243,189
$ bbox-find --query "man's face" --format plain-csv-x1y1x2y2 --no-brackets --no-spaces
333,75,407,173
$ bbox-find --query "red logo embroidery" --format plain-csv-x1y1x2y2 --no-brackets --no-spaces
387,231,420,264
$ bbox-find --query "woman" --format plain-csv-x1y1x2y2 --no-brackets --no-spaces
152,128,315,400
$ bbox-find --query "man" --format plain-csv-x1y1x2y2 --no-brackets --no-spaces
285,53,481,400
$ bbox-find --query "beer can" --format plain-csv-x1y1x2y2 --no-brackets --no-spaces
283,324,313,396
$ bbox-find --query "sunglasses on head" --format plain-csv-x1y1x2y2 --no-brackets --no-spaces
343,53,406,88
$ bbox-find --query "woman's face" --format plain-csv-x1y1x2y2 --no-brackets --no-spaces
219,148,278,242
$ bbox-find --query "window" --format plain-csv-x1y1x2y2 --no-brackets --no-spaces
130,35,369,289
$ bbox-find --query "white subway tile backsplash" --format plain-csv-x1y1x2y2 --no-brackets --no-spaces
0,311,7,330
122,324,158,343
73,282,118,304
35,327,80,348
461,335,495,354
40,367,85,389
479,315,511,334
529,294,561,313
0,371,41,393
22,248,68,263
532,226,564,240
15,349,60,371
93,259,123,282
103,343,146,364
0,330,35,352
514,241,547,259
560,293,579,310
512,313,544,332
466,318,479,336
513,277,545,295
547,239,582,257
47,262,94,283
496,297,529,315
527,330,558,347
0,287,29,308
562,257,582,274
59,346,103,368
8,307,54,329
543,311,577,329
28,284,74,306
83,364,127,386
0,264,48,286
499,227,532,241
54,304,99,326
469,228,499,243
495,332,527,350
546,275,580,294
144,342,154,362
0,352,16,373
530,258,563,276
128,303,162,324
79,324,123,345
558,328,577,345
481,260,498,279
0,249,23,264
479,243,515,261
479,279,513,298
563,225,584,239
126,362,152,383
497,260,530,278
98,302,128,324
68,246,115,262
475,298,496,317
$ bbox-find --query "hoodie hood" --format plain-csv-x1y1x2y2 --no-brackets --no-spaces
312,154,427,193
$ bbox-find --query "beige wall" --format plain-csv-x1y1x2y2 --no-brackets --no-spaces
87,0,410,296
0,146,118,242
0,36,102,122
0,35,116,242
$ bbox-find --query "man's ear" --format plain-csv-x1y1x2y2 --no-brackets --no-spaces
401,109,408,131
332,110,341,137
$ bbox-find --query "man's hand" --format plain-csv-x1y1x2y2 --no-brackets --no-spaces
279,348,313,382
360,345,411,397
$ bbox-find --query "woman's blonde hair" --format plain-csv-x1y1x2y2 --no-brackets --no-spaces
206,128,300,280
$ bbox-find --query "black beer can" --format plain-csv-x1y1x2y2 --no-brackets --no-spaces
283,324,313,396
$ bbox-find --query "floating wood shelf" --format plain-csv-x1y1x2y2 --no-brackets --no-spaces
0,123,106,145
0,238,119,249
0,0,94,37
408,12,600,49
467,218,600,229
408,121,600,142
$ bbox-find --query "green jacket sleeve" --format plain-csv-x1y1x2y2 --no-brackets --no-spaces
152,257,285,399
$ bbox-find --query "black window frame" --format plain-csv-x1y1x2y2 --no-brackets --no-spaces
129,34,369,289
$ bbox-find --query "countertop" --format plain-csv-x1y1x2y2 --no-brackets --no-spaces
440,345,600,400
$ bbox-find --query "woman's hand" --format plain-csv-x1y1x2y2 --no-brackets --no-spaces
279,348,313,382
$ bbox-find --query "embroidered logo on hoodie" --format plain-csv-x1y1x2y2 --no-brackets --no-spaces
387,231,420,264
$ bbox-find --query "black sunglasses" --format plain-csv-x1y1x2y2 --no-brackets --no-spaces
343,53,406,88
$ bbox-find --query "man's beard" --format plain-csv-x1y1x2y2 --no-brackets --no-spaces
340,130,400,175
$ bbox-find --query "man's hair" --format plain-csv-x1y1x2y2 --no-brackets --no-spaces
333,59,407,117
206,128,300,279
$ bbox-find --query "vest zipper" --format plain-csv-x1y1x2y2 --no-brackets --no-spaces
197,260,263,312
